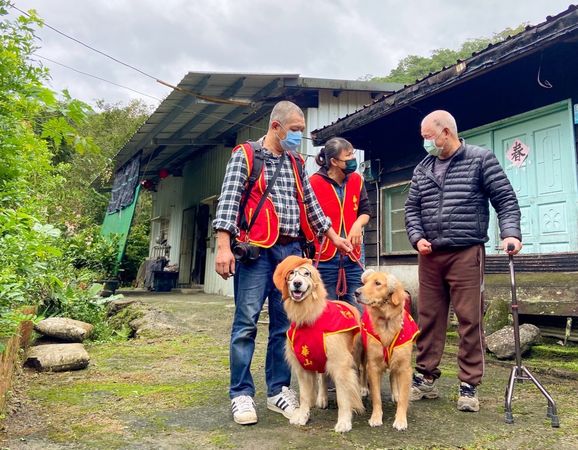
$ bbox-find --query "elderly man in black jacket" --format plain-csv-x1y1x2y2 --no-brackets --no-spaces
405,110,522,412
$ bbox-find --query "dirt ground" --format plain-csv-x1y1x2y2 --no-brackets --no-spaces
1,291,577,450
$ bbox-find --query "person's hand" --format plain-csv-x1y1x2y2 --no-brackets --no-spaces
215,231,235,279
347,222,363,247
333,236,353,254
417,238,432,256
502,237,522,255
215,245,235,280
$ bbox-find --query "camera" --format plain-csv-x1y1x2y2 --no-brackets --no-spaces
301,240,317,259
232,241,261,262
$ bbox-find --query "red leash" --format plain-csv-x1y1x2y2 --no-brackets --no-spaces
313,237,366,300
313,236,325,268
335,254,347,297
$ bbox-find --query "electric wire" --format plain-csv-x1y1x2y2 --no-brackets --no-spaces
12,3,320,187
12,5,158,82
31,53,317,144
12,5,318,141
33,53,164,103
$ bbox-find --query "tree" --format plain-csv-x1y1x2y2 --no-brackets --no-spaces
0,1,146,338
375,25,527,85
47,99,151,229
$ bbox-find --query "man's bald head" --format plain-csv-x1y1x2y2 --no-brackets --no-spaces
420,110,462,158
421,110,458,137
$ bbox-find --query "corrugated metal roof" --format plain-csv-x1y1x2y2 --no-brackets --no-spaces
114,72,400,175
312,4,578,144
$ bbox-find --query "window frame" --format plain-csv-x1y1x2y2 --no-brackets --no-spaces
379,181,415,255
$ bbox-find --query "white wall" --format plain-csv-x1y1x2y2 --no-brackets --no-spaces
304,90,373,175
200,90,376,296
150,175,183,266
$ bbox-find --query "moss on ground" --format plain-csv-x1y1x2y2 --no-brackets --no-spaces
2,293,577,450
107,304,145,330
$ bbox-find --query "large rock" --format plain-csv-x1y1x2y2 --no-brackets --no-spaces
107,298,137,316
130,309,179,338
108,302,185,338
484,297,511,335
486,324,542,360
34,317,94,342
25,343,90,372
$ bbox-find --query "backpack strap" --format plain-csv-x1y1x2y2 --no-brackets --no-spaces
237,142,305,233
237,141,265,231
290,150,305,183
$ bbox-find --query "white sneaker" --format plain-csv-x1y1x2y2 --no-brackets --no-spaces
231,395,258,425
267,386,299,419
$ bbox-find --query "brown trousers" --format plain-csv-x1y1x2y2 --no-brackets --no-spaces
416,245,485,386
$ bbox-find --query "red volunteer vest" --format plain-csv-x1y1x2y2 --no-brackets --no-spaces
361,308,420,364
234,143,315,247
287,301,360,373
309,172,363,262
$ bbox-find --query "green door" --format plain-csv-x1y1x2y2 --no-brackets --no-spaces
463,101,578,254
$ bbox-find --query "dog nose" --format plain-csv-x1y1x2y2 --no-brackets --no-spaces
293,280,302,289
354,288,361,298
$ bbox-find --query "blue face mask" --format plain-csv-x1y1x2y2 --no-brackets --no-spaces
343,159,357,174
277,123,303,151
279,129,303,152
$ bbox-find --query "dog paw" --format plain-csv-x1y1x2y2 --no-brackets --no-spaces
368,416,383,427
334,420,352,433
360,386,369,397
290,408,310,426
392,418,408,431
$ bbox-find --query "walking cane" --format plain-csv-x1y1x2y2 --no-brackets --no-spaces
504,243,560,427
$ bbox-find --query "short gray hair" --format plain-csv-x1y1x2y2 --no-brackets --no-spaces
269,101,304,127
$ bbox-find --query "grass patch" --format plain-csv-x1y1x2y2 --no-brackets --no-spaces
208,431,235,448
31,378,227,409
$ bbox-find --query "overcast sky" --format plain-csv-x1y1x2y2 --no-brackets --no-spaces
8,0,574,108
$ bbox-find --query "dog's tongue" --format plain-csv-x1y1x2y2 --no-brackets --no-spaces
291,290,304,300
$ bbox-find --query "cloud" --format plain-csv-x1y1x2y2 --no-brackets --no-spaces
10,0,573,106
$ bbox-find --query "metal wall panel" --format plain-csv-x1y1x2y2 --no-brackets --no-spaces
150,176,183,266
160,91,377,294
304,90,372,175
204,250,234,296
182,144,232,207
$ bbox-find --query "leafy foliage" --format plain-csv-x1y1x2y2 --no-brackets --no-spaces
121,192,152,284
66,226,121,280
0,2,146,343
376,25,527,85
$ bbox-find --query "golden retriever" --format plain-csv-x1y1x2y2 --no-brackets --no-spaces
355,270,419,431
273,257,364,433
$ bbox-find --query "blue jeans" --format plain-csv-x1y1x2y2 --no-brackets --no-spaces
317,254,363,312
230,241,301,399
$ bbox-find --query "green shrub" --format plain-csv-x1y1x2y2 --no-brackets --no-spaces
65,226,120,280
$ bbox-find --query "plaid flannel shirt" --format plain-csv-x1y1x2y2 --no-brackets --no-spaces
213,141,331,239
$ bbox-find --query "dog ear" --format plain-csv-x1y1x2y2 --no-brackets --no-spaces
391,287,405,306
281,283,290,301
309,265,328,301
361,269,375,284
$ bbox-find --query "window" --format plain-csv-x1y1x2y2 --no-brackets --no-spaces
380,183,414,254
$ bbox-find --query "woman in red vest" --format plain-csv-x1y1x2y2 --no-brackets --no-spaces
311,137,371,311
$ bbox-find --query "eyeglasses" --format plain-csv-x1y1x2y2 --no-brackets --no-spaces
286,267,312,280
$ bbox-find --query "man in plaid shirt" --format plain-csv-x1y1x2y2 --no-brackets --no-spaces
213,101,352,425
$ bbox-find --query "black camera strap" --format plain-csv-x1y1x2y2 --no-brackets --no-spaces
245,150,286,233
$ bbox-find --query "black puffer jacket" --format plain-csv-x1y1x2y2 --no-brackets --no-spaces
405,143,521,250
